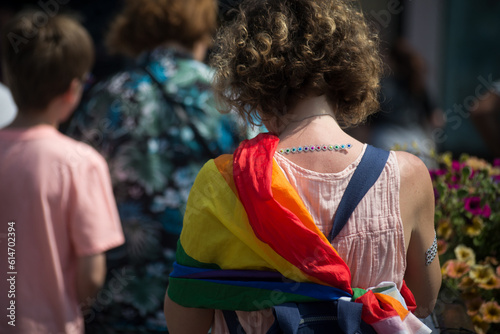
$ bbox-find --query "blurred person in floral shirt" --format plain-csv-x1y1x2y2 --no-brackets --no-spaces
65,0,243,332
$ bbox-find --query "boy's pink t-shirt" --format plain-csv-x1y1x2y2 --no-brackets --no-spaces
0,125,125,334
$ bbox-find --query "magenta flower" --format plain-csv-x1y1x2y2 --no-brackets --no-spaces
452,161,464,171
464,197,491,218
482,204,491,218
493,158,500,167
464,197,484,216
429,169,446,180
448,175,461,189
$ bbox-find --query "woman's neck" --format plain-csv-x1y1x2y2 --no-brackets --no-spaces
276,95,342,138
288,95,335,121
273,95,363,174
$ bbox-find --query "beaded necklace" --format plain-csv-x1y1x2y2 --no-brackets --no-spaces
277,143,352,155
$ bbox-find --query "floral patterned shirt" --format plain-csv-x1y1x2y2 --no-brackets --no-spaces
65,47,242,332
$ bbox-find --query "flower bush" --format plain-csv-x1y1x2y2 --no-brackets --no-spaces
431,154,500,333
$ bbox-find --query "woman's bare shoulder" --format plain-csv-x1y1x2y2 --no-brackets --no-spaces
394,151,434,227
394,151,430,182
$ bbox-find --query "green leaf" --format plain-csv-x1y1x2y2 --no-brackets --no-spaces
434,210,443,222
462,166,470,175
436,182,447,196
491,213,500,223
457,188,469,198
452,216,466,226
472,237,482,247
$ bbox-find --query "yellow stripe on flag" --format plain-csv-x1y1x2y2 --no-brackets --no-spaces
180,159,312,283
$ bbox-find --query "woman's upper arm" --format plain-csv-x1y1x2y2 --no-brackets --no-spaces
164,288,214,334
396,151,442,318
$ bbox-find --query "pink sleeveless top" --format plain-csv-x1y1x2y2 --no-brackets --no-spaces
212,145,406,333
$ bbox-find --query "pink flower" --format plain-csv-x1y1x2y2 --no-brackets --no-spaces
448,174,462,189
464,197,490,217
464,197,483,215
429,169,446,180
493,158,500,167
452,161,464,171
482,204,491,218
443,260,470,278
437,239,448,255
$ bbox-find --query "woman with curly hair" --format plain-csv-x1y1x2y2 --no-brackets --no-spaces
164,0,441,333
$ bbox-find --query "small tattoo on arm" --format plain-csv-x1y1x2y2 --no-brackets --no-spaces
425,233,438,266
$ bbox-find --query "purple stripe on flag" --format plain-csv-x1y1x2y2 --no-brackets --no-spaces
182,269,286,282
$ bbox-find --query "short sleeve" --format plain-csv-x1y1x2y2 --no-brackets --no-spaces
68,147,125,256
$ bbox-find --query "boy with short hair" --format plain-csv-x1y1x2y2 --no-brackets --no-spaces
0,12,124,334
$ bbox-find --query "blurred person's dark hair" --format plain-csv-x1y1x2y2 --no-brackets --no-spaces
0,2,24,83
387,38,427,97
1,11,94,112
106,0,218,57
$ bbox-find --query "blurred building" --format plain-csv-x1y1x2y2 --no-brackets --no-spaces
360,0,500,160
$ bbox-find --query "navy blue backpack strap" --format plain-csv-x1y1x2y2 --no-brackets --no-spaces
328,145,390,242
270,300,373,334
337,299,364,334
271,303,301,334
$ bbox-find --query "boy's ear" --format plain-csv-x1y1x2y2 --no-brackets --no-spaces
61,78,83,105
57,78,83,122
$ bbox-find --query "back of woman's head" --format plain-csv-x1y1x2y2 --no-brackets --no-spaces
106,0,218,57
212,0,382,128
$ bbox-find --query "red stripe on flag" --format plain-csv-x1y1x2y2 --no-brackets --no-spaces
233,133,352,293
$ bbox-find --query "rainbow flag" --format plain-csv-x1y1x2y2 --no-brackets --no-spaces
168,133,431,333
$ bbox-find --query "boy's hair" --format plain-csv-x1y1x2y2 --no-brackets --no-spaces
1,11,94,111
211,0,382,128
106,0,218,57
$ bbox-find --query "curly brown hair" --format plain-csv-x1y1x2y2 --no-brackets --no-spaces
106,0,218,57
211,0,382,128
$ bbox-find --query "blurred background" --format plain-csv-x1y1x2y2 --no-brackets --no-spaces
1,0,500,161
359,0,500,163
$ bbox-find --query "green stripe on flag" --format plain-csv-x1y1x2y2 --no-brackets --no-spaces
168,277,320,311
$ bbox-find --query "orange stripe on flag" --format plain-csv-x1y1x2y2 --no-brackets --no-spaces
374,293,409,321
